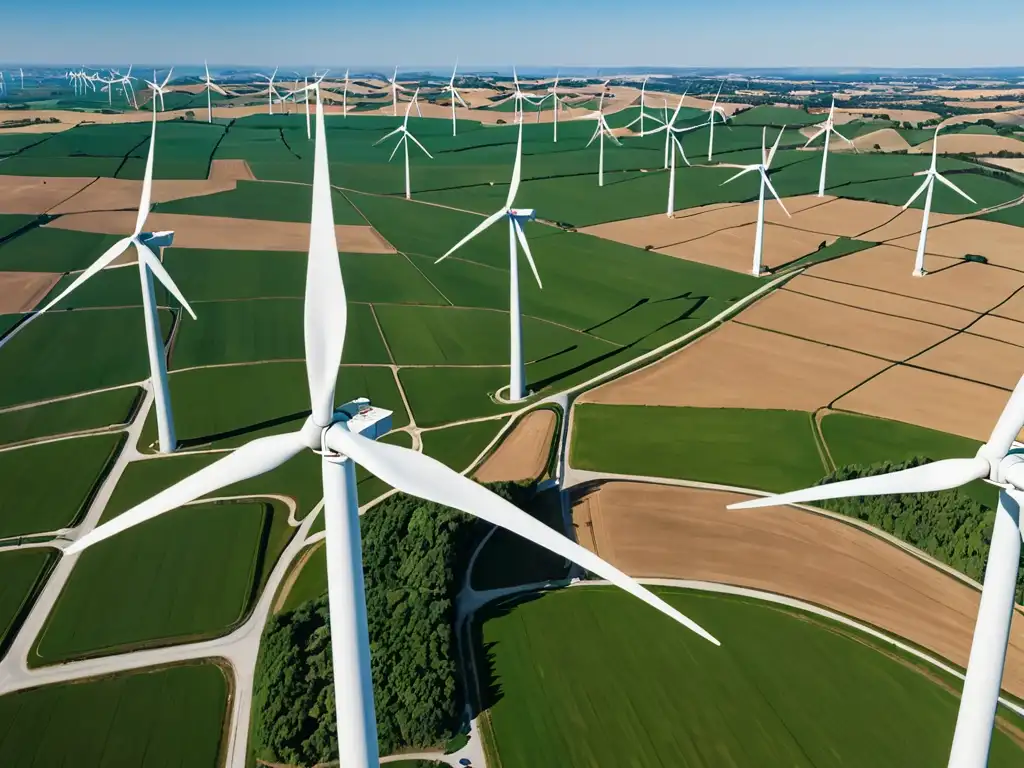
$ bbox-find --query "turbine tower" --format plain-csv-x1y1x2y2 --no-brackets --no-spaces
650,94,700,218
720,127,790,276
287,72,329,141
374,89,433,200
387,67,408,117
579,105,621,188
144,68,174,112
728,373,1024,768
200,61,228,123
624,76,663,137
510,67,541,125
442,60,468,137
341,69,350,117
23,103,195,453
803,97,855,197
64,92,720,768
539,73,567,143
255,67,281,115
903,126,976,277
704,82,730,161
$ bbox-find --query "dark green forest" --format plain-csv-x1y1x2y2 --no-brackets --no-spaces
817,457,1023,604
251,483,530,766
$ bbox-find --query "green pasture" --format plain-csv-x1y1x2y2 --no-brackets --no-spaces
776,236,878,272
421,418,507,471
0,155,123,177
155,179,363,223
16,122,151,159
570,405,826,492
0,663,228,767
0,386,138,446
837,168,1022,213
0,433,122,538
399,366,513,428
479,588,1024,767
0,214,36,241
214,126,304,165
0,549,54,653
0,227,123,272
0,133,56,157
140,361,408,452
0,306,172,407
981,203,1024,227
278,541,326,613
46,262,149,309
34,501,268,663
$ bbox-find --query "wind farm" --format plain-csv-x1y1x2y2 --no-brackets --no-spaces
1,24,1024,768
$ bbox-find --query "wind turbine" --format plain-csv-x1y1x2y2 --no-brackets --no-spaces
341,68,350,117
63,92,719,768
803,97,855,197
623,76,662,137
728,374,1024,768
903,126,976,277
19,67,24,90
286,72,329,141
144,68,174,112
200,61,228,123
374,89,432,200
255,67,281,115
511,67,541,125
540,73,568,142
0,72,6,97
650,95,700,218
720,127,790,276
704,82,730,161
579,106,621,188
387,66,408,117
111,66,137,108
24,101,195,454
442,60,468,136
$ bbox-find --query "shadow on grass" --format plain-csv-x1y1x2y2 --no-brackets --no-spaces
178,408,310,449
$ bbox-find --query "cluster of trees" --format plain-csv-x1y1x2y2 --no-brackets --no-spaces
251,483,529,766
817,457,1024,604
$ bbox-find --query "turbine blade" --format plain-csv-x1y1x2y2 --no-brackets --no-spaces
436,208,506,263
34,237,134,315
326,427,721,646
728,457,989,510
507,123,524,208
902,174,932,210
407,132,433,159
761,171,790,217
513,218,542,289
135,108,158,236
672,134,691,167
984,375,1024,458
374,126,404,147
305,90,347,427
388,134,405,163
136,241,196,320
934,172,977,205
767,126,785,168
721,165,758,185
803,126,826,148
65,432,306,554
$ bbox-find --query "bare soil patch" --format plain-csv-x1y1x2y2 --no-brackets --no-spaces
886,219,1024,271
911,333,1024,390
473,410,556,483
658,222,833,273
838,107,940,124
785,197,903,237
851,129,912,152
941,110,1024,129
858,209,965,242
45,212,395,253
993,291,1024,323
581,203,753,250
985,158,1024,173
968,314,1024,347
911,134,1024,156
924,88,1024,100
572,481,1024,697
806,244,1024,312
0,271,61,313
741,289,950,360
581,321,887,411
785,274,978,329
0,175,95,214
836,364,1015,441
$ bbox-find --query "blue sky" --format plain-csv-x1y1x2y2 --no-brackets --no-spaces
3,0,1020,69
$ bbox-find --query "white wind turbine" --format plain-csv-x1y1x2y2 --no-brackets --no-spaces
340,68,350,117
200,61,228,123
21,102,195,454
650,94,701,218
255,67,281,115
374,89,432,200
720,127,790,276
286,72,329,141
728,374,1024,768
387,66,408,117
19,67,24,90
144,68,174,112
579,104,621,188
704,82,730,161
510,67,541,125
803,97,855,197
64,92,719,768
538,73,568,143
0,72,6,97
903,126,976,277
110,66,137,108
441,60,468,136
624,76,664,138
435,123,539,403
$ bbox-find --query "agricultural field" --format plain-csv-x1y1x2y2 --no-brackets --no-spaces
0,549,54,652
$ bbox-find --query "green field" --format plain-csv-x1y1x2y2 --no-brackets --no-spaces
0,548,55,653
34,501,268,663
155,179,364,223
0,214,37,241
480,588,1024,767
399,366,513,427
421,418,508,471
0,663,228,766
0,433,122,538
0,386,137,446
0,228,124,272
571,405,826,492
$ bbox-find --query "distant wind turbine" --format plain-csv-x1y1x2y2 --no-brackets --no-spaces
442,60,468,136
374,89,433,200
387,66,408,117
720,127,790,276
287,72,329,141
803,97,855,197
200,61,228,123
511,67,541,125
341,69,350,117
537,73,568,142
20,101,195,453
624,76,662,137
64,92,719,768
903,126,976,277
579,105,621,188
704,82,730,161
144,68,174,112
650,94,701,218
255,67,281,115
19,67,24,90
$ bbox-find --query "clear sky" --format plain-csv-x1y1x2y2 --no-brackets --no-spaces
3,0,1021,69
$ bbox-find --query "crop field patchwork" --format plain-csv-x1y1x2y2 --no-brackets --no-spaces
0,549,54,653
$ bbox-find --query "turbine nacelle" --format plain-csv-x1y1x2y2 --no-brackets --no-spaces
140,230,174,249
508,208,536,220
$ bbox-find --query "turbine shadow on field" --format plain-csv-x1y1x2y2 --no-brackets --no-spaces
178,408,310,449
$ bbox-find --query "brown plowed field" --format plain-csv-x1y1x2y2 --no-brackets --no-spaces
474,410,556,483
911,333,1024,390
0,176,95,214
0,271,62,313
887,219,1024,271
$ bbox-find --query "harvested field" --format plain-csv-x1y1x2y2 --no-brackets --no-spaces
851,129,912,152
784,274,978,329
986,158,1024,173
858,209,965,241
739,288,950,360
580,322,887,411
658,222,832,273
49,159,255,215
945,101,1024,111
0,271,61,313
839,108,940,124
994,290,1024,323
886,218,1024,271
581,203,756,250
474,409,556,483
836,365,1016,441
941,110,1024,129
45,212,395,253
911,134,1024,156
785,197,902,237
0,176,94,214
911,333,1024,390
923,88,1024,100
968,314,1024,347
571,481,1024,697
806,244,1024,312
